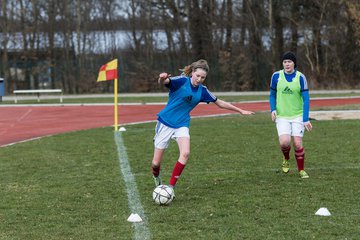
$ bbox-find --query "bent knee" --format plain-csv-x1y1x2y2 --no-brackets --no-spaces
181,151,190,160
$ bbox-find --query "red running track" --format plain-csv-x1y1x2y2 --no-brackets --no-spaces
1,97,360,147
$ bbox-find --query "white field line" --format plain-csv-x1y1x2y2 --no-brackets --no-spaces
1,136,43,147
18,108,33,121
114,131,151,240
0,108,32,135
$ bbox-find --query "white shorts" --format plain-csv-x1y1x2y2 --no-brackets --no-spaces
153,121,190,149
276,116,305,137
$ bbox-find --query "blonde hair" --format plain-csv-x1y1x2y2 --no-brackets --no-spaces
180,59,210,76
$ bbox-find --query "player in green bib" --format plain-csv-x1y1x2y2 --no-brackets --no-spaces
269,52,313,179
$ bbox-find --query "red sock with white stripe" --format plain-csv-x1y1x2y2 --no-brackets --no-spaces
295,148,305,171
169,161,186,187
281,145,291,160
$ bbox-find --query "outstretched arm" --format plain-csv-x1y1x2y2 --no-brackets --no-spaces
214,99,255,115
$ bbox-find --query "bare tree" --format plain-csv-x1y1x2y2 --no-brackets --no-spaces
269,0,284,71
1,0,10,93
343,0,360,87
225,0,233,51
45,0,57,89
1,0,360,93
162,0,190,69
244,0,269,90
127,0,142,58
187,0,214,60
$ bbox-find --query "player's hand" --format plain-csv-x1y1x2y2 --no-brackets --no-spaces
271,111,277,122
158,72,170,83
240,110,255,115
304,121,312,132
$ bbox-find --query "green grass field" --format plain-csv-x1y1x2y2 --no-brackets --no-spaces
1,113,360,239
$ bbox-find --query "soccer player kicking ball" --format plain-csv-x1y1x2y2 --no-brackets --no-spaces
151,59,255,194
269,51,312,179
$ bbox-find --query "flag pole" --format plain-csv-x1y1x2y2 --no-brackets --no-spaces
96,58,118,131
114,77,118,131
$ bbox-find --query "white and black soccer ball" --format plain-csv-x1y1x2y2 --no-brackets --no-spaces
152,185,174,205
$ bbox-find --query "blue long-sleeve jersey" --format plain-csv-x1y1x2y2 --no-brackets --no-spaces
269,70,310,122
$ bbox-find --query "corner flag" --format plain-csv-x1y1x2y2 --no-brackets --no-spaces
97,59,119,131
97,59,118,82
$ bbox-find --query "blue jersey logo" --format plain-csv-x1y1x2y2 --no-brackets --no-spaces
183,95,192,103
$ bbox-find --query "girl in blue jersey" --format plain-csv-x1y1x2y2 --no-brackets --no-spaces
269,52,312,179
152,59,254,192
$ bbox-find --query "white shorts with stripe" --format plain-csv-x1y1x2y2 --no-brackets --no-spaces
153,121,190,149
276,116,305,137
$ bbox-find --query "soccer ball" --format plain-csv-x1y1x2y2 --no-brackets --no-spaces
152,185,174,205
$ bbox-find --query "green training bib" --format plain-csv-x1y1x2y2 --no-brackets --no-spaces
276,70,303,119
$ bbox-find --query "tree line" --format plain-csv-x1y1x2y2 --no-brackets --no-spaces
0,0,359,94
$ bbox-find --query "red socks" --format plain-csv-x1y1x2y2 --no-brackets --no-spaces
169,161,186,187
152,165,160,177
295,148,305,171
281,146,305,171
281,145,291,160
153,161,186,187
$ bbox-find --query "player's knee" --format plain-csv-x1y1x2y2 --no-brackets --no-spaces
294,144,303,151
280,142,290,149
181,150,190,160
293,141,303,150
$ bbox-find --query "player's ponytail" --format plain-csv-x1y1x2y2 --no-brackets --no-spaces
180,59,209,76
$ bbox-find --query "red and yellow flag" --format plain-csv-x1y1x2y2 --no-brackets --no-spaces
97,59,118,82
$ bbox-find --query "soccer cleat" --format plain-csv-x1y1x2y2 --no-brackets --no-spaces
299,170,309,179
153,176,162,186
281,159,290,173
